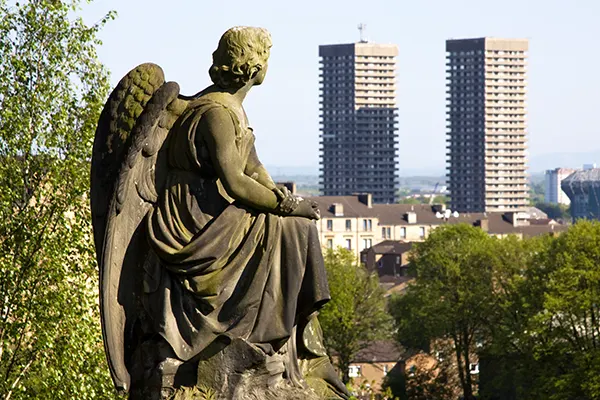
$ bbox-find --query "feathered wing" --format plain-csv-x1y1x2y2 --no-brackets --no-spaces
90,63,188,393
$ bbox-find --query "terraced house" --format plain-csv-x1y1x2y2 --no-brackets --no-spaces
308,194,565,261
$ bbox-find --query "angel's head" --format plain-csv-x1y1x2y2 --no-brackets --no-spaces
210,26,272,89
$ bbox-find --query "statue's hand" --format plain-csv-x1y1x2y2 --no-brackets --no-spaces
289,199,320,220
273,187,319,220
274,186,299,214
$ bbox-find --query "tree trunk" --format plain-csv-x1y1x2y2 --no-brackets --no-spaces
339,356,351,384
462,328,475,400
452,333,468,397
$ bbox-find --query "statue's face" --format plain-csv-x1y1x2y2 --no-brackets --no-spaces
254,62,268,86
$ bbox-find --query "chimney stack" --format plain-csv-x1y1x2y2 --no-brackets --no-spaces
477,218,489,232
357,193,373,208
331,203,344,217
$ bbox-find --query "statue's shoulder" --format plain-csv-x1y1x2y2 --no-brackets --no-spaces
187,92,232,112
184,93,241,128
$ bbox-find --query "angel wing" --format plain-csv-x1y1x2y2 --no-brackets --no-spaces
90,63,188,393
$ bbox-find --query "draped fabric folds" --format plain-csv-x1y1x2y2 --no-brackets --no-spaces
141,98,330,362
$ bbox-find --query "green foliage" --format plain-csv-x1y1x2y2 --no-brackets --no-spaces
477,235,553,400
391,221,600,400
534,201,571,221
397,195,448,205
319,248,393,384
529,180,545,205
403,366,454,400
530,221,600,399
397,197,421,205
170,385,216,400
0,0,116,398
390,225,493,400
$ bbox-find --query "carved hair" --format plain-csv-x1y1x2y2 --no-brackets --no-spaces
209,27,272,89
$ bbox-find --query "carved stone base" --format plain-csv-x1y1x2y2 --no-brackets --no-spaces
129,337,345,400
181,339,321,400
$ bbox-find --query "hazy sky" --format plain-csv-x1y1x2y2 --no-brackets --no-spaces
82,0,600,175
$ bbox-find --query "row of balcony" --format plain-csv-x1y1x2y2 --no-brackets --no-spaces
486,66,526,73
485,173,528,180
486,147,528,153
354,71,396,78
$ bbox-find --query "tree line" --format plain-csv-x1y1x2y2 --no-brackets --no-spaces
0,0,116,398
388,222,600,400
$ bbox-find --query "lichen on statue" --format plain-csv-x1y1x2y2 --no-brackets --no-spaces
91,26,350,400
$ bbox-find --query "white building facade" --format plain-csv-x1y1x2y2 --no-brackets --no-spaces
545,168,576,205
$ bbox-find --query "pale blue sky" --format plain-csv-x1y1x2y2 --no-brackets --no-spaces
83,0,600,175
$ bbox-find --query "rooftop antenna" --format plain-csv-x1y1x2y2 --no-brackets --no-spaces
358,23,368,43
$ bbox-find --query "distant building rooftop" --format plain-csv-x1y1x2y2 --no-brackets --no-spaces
352,340,404,364
307,195,566,238
563,168,600,184
362,241,413,256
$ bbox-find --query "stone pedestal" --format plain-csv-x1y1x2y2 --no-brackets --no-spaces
167,339,322,400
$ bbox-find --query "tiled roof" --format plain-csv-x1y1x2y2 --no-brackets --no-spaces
308,195,483,225
362,240,413,255
308,195,567,237
352,340,404,363
524,206,549,220
379,275,414,296
529,218,556,225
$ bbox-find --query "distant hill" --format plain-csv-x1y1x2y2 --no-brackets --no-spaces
267,157,588,192
265,165,318,176
265,149,600,180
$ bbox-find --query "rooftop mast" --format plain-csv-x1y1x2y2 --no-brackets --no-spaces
358,23,368,43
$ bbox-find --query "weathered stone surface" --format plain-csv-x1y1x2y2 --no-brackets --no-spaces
181,339,321,400
92,26,350,400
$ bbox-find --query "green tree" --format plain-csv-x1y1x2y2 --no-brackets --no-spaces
431,195,449,205
534,201,571,221
397,197,422,205
0,1,116,398
319,248,393,384
389,225,495,400
478,235,553,400
529,180,545,205
397,195,448,205
403,365,454,400
530,221,600,399
481,223,600,400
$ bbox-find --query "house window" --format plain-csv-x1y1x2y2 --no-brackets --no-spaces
419,227,426,238
469,363,479,375
396,256,400,264
381,226,391,239
362,238,372,250
383,365,389,376
345,239,352,250
363,219,372,231
327,239,333,249
348,365,361,378
345,219,352,231
400,227,406,238
327,219,333,231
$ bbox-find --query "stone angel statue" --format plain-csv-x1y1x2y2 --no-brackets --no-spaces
91,27,350,400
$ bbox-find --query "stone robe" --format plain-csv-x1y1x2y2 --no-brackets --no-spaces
142,97,330,362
